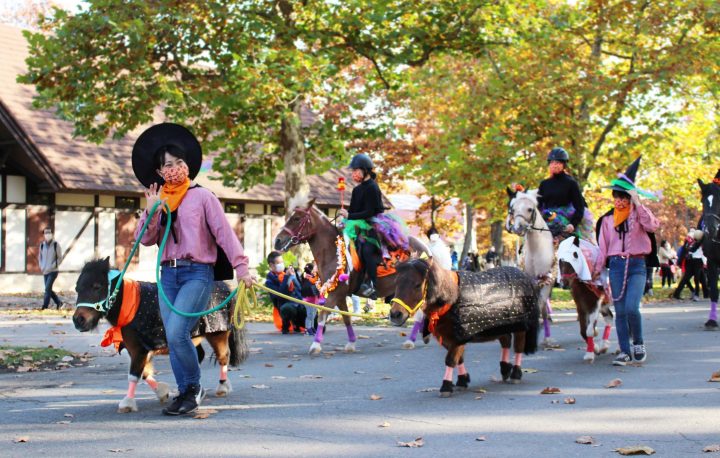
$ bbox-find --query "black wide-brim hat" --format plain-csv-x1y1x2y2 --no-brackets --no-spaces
132,123,202,187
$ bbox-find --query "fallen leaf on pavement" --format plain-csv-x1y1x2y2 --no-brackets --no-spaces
522,368,538,373
551,400,560,404
399,332,407,337
541,387,561,394
606,378,623,388
708,372,720,382
264,363,274,367
576,436,596,445
564,397,576,404
378,421,390,428
473,388,487,393
59,382,74,388
703,444,720,452
357,335,370,339
397,437,424,448
417,387,439,392
55,420,71,425
251,384,270,389
108,449,133,453
300,375,323,379
238,374,251,378
193,409,218,419
614,445,655,455
476,436,487,441
63,413,74,418
271,376,286,380
369,394,383,400
101,390,117,394
354,370,366,374
14,437,29,443
381,376,392,380
474,396,483,400
51,330,66,335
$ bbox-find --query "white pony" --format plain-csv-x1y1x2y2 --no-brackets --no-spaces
506,188,555,344
557,236,613,362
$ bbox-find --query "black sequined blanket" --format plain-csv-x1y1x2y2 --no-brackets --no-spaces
450,267,538,342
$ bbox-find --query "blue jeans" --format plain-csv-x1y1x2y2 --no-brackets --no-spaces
43,271,61,308
609,256,646,355
159,263,213,393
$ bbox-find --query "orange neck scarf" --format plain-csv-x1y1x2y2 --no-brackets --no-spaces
613,205,631,227
427,271,459,345
160,178,191,213
101,279,140,351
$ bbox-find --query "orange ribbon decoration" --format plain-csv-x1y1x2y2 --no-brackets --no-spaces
101,279,141,351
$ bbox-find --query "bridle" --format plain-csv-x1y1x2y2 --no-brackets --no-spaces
508,198,551,234
390,260,432,315
75,269,121,314
277,207,317,250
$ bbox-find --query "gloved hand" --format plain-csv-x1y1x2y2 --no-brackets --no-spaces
628,189,641,206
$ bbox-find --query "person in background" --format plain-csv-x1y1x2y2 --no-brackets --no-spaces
451,250,459,270
485,246,499,269
38,227,63,310
265,251,306,334
300,263,320,335
657,240,677,288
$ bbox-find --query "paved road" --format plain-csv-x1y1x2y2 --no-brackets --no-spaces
1,301,719,457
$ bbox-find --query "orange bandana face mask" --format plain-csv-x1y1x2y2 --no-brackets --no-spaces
160,163,190,212
613,197,631,227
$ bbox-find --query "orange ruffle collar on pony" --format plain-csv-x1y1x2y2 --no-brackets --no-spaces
426,271,459,345
101,279,141,351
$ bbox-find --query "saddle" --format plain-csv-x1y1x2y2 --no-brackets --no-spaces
348,241,409,278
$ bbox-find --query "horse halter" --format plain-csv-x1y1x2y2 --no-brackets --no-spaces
509,198,551,234
277,207,316,250
390,261,431,315
75,270,121,314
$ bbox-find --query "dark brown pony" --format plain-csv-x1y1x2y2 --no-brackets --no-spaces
72,257,247,413
557,237,614,362
274,196,429,354
389,259,539,397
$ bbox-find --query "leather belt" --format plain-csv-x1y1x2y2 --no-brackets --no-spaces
610,254,646,260
161,259,197,268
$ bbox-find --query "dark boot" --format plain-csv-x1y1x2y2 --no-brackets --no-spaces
456,373,471,390
439,379,454,398
509,365,523,384
500,361,513,382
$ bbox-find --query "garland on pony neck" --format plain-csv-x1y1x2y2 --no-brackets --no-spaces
317,236,349,298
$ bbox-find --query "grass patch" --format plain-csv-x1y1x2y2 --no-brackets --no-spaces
0,345,74,371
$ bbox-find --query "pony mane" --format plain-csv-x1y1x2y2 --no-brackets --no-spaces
397,258,458,310
511,189,539,207
288,193,311,211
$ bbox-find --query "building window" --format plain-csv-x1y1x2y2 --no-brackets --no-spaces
225,203,244,214
116,196,140,209
270,205,284,216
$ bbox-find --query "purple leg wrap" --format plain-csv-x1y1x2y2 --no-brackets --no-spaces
408,319,423,342
710,302,718,322
314,324,325,343
346,323,357,343
543,318,551,338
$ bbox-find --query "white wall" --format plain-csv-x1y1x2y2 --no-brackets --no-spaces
244,217,265,266
97,211,116,260
6,176,26,203
5,208,26,271
55,210,95,270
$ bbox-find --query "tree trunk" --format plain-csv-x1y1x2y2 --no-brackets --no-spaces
490,220,504,260
461,203,475,262
280,102,309,210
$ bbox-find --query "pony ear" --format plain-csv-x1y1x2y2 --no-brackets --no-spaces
698,179,708,193
102,256,110,267
528,189,540,200
506,186,517,199
307,197,316,209
572,236,580,247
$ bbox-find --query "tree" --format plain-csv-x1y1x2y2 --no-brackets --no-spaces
20,0,509,207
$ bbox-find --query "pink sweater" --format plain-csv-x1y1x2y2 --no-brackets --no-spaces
594,203,660,272
135,186,250,279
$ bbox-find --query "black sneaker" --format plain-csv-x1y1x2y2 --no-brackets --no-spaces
162,392,186,416
612,352,632,366
358,282,376,297
633,344,647,363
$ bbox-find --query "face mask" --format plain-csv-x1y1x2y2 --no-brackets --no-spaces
275,262,285,273
429,234,440,242
162,162,189,185
44,234,53,242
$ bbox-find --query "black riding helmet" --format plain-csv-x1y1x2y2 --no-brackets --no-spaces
547,147,569,163
349,153,374,170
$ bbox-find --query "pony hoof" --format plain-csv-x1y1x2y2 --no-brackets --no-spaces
541,337,556,347
583,352,595,363
509,365,522,384
422,335,431,345
309,342,322,355
598,340,610,354
500,361,513,382
456,374,471,390
402,340,415,350
439,380,454,397
155,382,170,404
705,320,719,330
344,342,356,353
215,379,233,397
117,396,138,413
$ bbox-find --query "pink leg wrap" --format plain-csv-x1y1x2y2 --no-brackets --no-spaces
145,377,158,391
220,365,228,382
602,325,612,340
586,336,595,353
127,380,137,398
443,366,454,381
546,298,553,315
501,347,510,363
457,363,467,375
514,353,522,366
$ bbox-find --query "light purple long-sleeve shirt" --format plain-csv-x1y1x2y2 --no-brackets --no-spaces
595,203,660,272
135,186,250,279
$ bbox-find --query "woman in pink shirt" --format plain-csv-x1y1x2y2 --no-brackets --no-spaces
132,123,254,416
594,157,659,366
